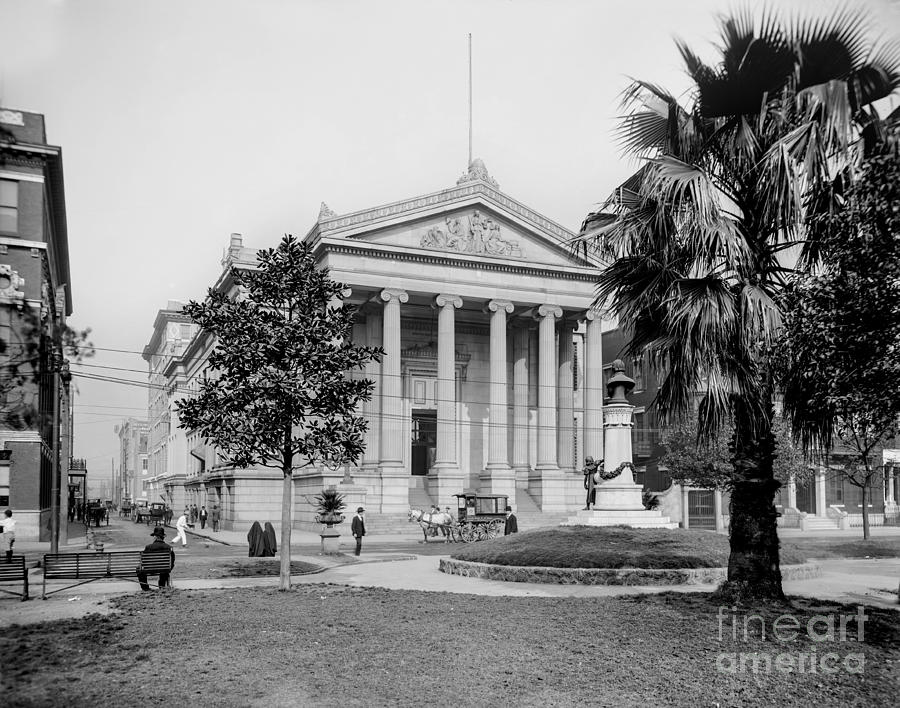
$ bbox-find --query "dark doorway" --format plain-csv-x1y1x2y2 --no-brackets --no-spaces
796,483,816,514
411,410,436,476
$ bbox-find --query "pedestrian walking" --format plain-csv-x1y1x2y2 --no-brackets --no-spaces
210,505,220,532
199,505,208,529
189,505,197,524
173,509,191,547
138,526,174,590
504,505,518,536
351,507,366,556
1,509,16,561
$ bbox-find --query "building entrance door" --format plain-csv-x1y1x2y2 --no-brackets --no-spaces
411,410,436,476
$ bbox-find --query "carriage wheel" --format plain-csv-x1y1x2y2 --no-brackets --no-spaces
487,519,503,539
460,523,477,543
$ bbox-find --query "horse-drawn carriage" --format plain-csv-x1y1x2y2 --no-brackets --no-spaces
119,499,134,518
409,492,508,543
84,499,109,528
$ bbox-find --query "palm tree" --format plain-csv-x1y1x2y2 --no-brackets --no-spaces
577,7,899,602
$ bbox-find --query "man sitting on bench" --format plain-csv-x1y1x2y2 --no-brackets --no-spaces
138,526,174,590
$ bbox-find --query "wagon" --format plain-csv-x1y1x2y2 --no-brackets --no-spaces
84,499,108,528
453,491,507,542
133,500,151,524
146,503,167,526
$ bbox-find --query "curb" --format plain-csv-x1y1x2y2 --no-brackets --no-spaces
438,560,822,586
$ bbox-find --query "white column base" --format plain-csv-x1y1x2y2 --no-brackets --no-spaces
562,508,678,529
594,481,645,511
527,467,568,511
513,464,531,489
427,464,466,509
378,464,409,515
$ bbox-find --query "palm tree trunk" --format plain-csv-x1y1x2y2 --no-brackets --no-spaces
717,395,785,604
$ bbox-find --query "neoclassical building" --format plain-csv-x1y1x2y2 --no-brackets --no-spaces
145,161,608,531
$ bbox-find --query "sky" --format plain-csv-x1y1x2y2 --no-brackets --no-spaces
0,0,897,485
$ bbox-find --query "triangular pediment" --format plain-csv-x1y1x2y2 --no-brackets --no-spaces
311,181,594,270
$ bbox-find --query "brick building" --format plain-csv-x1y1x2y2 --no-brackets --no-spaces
0,107,75,542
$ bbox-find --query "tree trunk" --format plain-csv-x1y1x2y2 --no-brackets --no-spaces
716,395,785,604
279,465,293,591
861,483,870,540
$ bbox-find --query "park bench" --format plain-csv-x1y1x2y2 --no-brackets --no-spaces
41,550,174,599
0,556,29,601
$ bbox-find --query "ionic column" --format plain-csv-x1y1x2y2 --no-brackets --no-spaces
485,300,513,470
535,305,561,471
787,474,797,509
429,294,465,506
556,318,575,474
432,294,462,469
378,289,407,469
714,488,725,533
582,309,604,462
361,306,382,471
815,468,827,516
511,324,531,481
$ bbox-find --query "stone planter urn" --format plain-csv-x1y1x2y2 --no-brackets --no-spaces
314,488,347,555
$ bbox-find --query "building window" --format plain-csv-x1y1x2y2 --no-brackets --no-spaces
632,357,644,391
633,408,650,457
827,472,844,504
0,179,17,232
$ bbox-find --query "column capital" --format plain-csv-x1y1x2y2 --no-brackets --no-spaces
485,299,514,315
582,307,603,322
434,293,463,309
535,304,562,320
379,288,409,304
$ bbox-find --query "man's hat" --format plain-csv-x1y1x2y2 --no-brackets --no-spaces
505,506,513,512
151,526,166,538
357,507,364,513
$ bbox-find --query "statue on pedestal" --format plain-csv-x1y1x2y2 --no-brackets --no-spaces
583,457,602,510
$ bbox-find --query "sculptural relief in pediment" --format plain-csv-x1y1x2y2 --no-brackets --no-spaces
419,210,523,259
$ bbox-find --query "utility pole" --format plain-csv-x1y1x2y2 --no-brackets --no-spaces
49,351,60,553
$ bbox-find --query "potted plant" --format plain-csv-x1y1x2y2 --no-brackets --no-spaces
314,488,346,554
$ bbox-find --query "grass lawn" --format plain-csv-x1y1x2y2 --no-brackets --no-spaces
2,587,897,707
781,536,900,560
452,526,807,568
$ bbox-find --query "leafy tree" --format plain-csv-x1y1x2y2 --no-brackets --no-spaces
1,303,92,430
778,143,900,539
176,235,383,590
577,8,899,601
661,413,811,491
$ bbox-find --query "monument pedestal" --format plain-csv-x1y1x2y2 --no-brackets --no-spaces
564,508,678,529
562,358,678,530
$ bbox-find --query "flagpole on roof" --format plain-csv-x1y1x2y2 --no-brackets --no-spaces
468,32,473,168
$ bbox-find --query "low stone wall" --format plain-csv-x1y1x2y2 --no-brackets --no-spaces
439,559,821,586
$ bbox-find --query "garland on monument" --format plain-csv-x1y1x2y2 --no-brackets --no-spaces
583,457,636,482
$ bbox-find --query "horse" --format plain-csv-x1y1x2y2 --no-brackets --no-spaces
408,508,456,543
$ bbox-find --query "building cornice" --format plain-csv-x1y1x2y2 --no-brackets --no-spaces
142,309,193,361
316,181,576,245
321,238,600,282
